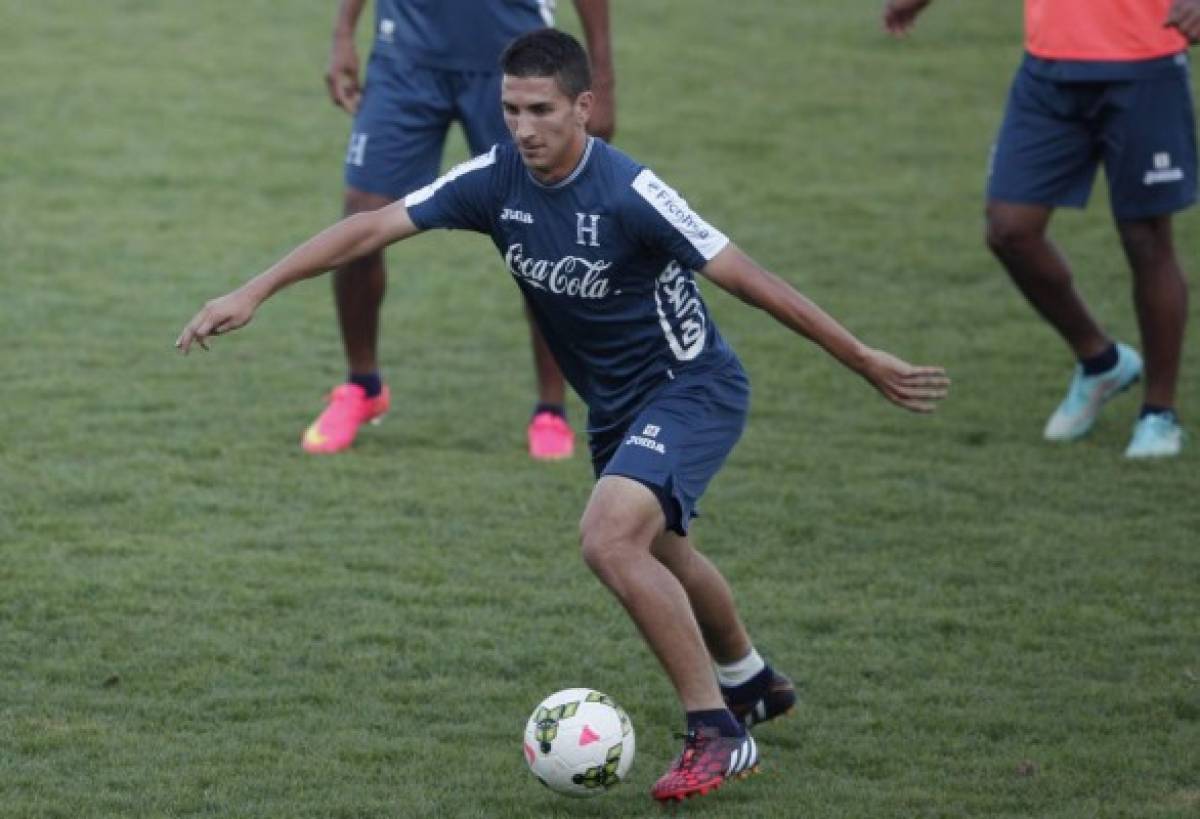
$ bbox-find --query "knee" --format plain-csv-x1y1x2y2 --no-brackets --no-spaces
1117,218,1173,270
578,518,643,583
579,523,619,579
984,207,1042,257
578,477,662,581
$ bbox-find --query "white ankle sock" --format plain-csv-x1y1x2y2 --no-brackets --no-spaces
716,648,765,687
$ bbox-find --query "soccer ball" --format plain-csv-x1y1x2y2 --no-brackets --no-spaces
522,687,636,798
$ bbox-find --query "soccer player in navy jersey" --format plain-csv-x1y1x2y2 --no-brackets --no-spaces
179,29,949,803
311,0,615,459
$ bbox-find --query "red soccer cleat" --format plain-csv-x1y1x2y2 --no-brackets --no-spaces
301,383,391,454
650,727,759,803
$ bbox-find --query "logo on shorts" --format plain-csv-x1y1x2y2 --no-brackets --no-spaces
1144,152,1184,186
625,432,666,454
642,424,661,438
379,19,395,43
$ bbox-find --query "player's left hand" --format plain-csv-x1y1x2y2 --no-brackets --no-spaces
1165,0,1200,42
860,348,950,413
326,35,362,114
175,288,260,354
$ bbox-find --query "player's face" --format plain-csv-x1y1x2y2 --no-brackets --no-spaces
501,74,592,184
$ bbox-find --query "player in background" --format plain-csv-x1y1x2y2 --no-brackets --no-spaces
311,0,615,459
884,0,1200,457
178,30,949,803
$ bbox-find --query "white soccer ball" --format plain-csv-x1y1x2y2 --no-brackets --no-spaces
522,687,636,798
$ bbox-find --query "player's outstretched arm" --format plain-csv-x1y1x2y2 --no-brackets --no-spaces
882,0,933,36
701,244,950,413
175,202,421,354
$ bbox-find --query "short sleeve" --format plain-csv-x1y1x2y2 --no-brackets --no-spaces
624,168,730,270
404,147,498,233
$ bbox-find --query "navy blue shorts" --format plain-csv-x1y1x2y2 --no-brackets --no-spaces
988,58,1198,221
590,364,750,536
344,53,510,200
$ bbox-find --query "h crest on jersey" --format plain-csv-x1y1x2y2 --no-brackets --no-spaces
576,213,601,247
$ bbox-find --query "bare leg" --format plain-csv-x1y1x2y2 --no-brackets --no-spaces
651,531,751,666
1116,215,1188,409
578,476,723,711
525,300,567,406
334,188,393,375
985,200,1111,360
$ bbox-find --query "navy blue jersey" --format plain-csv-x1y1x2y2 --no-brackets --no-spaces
404,138,741,435
374,0,554,72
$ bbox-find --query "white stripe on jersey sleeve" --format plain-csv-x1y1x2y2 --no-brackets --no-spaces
631,169,729,261
403,146,498,208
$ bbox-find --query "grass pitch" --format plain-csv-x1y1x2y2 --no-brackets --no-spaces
3,2,1198,817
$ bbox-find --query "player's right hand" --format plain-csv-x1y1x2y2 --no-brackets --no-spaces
326,36,362,115
175,289,259,354
1165,0,1200,42
882,0,932,36
860,349,950,413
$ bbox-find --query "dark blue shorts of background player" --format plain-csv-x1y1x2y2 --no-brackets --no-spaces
345,52,509,199
989,53,1197,221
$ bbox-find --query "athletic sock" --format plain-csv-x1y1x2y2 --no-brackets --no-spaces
720,666,774,708
686,708,744,737
349,372,383,399
716,648,765,688
1139,404,1176,421
718,649,776,711
1080,344,1118,376
533,402,566,420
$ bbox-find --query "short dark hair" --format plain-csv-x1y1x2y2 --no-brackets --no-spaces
500,29,592,99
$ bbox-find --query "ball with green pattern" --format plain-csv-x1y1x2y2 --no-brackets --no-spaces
522,688,636,798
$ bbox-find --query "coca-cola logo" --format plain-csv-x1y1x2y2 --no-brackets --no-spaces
504,244,612,299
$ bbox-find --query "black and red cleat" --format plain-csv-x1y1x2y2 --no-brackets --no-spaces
725,669,797,728
650,727,759,803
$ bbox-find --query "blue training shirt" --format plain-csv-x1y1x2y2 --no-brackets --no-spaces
374,0,555,72
404,138,741,437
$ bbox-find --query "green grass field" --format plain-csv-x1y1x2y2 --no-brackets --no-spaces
4,2,1199,816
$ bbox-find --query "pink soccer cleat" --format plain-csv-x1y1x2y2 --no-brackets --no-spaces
651,727,759,803
527,411,574,460
301,384,391,454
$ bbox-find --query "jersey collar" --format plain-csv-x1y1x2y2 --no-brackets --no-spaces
528,136,595,190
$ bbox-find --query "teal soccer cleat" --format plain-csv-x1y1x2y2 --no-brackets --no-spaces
1124,412,1183,459
1043,343,1142,441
